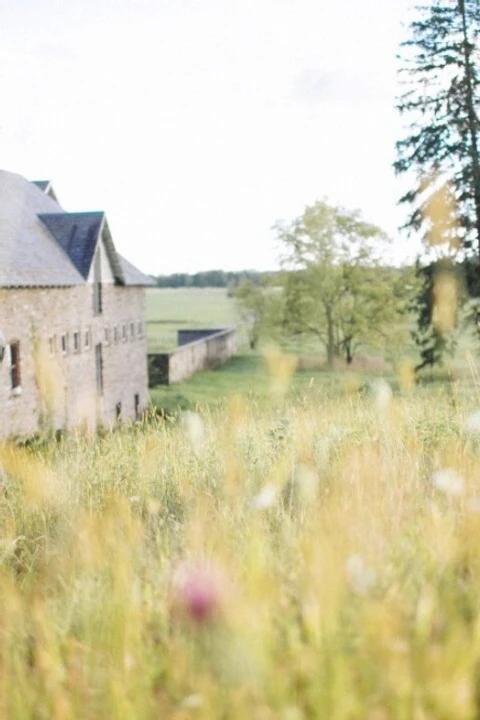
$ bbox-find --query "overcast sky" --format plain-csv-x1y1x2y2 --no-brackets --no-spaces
0,0,417,274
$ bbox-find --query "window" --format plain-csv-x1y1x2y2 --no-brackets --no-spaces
122,324,127,343
95,344,103,395
104,327,110,346
61,334,68,355
137,321,143,338
48,336,56,355
116,401,122,419
113,326,119,344
93,250,102,315
134,393,140,420
73,331,80,353
10,342,21,390
85,329,91,349
130,322,135,340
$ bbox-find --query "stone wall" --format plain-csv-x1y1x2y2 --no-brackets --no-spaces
0,284,149,437
148,327,236,386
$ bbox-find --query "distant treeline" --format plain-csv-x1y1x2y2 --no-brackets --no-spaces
153,269,277,288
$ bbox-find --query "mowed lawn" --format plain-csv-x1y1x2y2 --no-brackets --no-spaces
146,287,241,352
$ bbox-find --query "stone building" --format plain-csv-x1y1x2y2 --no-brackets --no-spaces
0,170,153,438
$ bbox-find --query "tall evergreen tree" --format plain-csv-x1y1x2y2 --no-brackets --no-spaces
395,0,480,265
395,1,480,368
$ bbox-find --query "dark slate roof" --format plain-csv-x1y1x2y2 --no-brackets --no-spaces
0,170,153,288
32,180,50,192
118,254,155,286
0,171,84,287
38,212,105,280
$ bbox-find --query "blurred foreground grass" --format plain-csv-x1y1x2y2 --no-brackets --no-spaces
2,365,480,717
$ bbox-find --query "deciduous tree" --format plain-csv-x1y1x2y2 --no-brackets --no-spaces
276,201,405,367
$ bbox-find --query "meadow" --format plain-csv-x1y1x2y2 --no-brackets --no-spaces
2,360,480,717
2,289,480,717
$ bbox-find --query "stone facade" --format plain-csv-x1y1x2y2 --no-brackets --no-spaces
0,284,149,437
0,169,152,438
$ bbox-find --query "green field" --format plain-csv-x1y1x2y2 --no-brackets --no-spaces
146,287,480,415
146,287,395,413
147,288,477,415
146,288,241,352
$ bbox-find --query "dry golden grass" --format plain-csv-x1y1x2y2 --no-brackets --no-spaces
1,363,480,718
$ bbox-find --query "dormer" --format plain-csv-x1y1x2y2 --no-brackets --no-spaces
31,180,59,204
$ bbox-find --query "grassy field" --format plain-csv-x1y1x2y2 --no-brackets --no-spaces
146,287,410,413
2,362,480,717
2,294,479,717
146,287,480,415
149,353,401,415
146,288,240,352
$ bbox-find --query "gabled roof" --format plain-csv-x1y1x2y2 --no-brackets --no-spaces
38,212,105,280
32,179,59,203
0,170,152,288
0,171,84,287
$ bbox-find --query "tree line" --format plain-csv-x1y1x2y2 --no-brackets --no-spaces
153,269,275,289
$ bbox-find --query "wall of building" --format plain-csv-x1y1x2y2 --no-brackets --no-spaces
148,327,236,386
0,284,149,438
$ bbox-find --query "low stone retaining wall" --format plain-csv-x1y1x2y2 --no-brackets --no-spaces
148,327,237,386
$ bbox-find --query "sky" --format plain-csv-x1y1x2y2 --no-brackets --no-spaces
0,0,418,275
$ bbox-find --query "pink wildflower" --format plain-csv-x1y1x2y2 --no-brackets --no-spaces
171,560,226,624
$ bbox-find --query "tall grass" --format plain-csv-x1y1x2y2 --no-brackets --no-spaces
1,370,480,717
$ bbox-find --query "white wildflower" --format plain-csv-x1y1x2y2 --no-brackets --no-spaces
181,695,203,709
345,554,376,595
464,410,480,434
370,379,392,411
292,463,319,504
250,483,278,510
432,468,465,497
181,411,205,455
